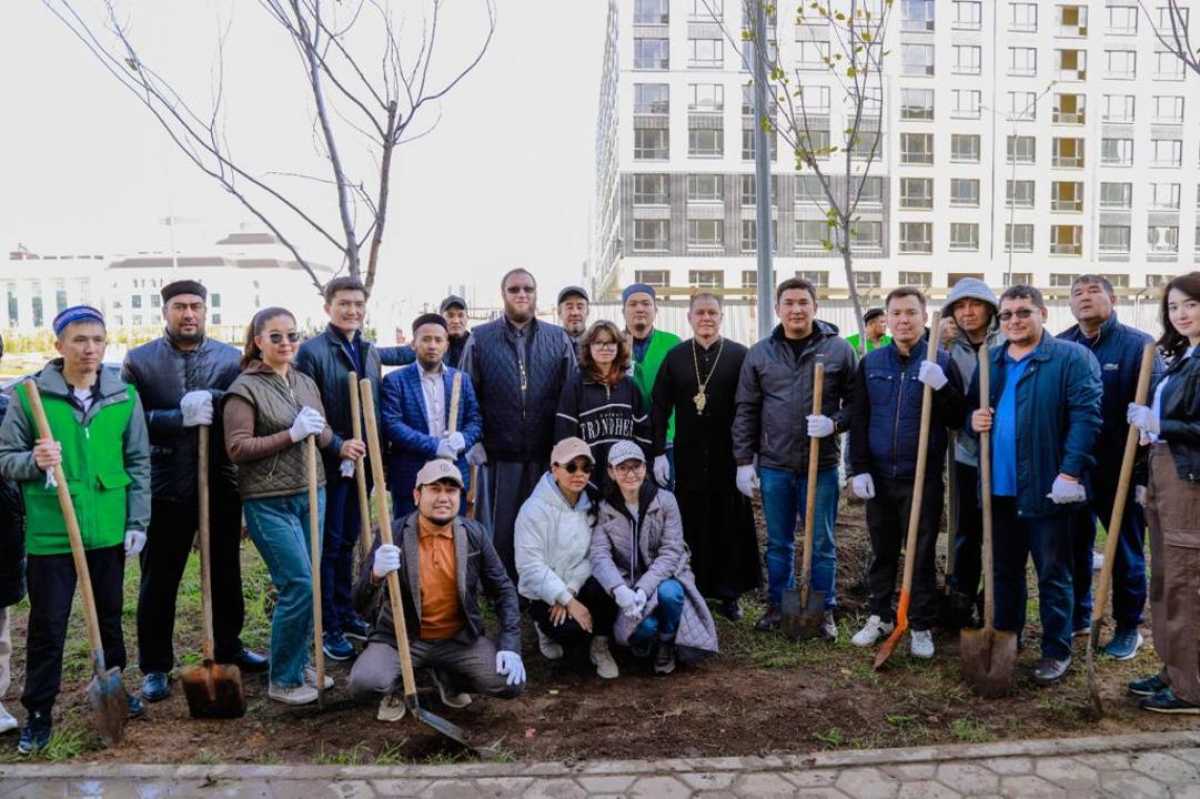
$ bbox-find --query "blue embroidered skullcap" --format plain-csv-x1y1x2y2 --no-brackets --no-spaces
621,283,656,304
52,305,105,336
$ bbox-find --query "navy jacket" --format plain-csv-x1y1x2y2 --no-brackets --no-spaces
966,333,1103,518
1058,313,1163,487
849,336,966,482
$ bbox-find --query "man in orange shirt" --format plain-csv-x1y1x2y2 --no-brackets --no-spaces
349,459,525,708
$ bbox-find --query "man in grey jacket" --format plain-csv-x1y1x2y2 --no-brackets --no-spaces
733,278,856,635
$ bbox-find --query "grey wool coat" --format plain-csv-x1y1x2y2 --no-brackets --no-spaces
590,484,718,654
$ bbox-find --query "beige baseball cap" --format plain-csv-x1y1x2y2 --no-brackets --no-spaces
414,459,464,488
551,437,594,466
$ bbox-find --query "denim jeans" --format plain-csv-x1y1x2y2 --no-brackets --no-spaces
1069,478,1147,632
244,489,326,688
630,579,685,644
759,465,840,608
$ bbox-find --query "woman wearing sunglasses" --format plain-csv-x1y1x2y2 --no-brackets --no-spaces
555,320,652,490
223,307,365,705
590,441,717,675
514,437,619,677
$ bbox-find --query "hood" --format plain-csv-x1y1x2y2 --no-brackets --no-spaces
532,470,591,514
34,361,126,399
942,278,999,318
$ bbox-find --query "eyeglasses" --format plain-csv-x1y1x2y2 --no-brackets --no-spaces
505,286,536,295
558,460,594,475
998,309,1036,322
267,332,301,344
590,340,618,350
614,461,645,475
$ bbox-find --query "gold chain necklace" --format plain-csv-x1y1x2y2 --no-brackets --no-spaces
691,337,724,413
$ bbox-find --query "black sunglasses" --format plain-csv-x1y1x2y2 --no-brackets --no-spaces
998,308,1036,322
268,332,301,344
559,460,594,474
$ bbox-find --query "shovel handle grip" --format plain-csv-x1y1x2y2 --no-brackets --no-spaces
348,372,373,556
800,363,824,605
198,425,215,660
898,313,942,601
306,436,325,696
447,372,462,436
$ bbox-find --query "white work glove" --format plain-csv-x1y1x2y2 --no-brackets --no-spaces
124,529,146,557
339,459,355,478
1047,475,1087,505
917,361,948,391
372,543,401,579
806,414,835,439
735,464,759,498
613,585,638,611
44,470,57,489
851,473,876,500
466,442,488,466
632,588,648,618
288,406,325,443
653,455,671,487
444,432,466,454
495,651,526,686
1127,403,1159,435
435,438,457,460
1135,485,1147,507
180,390,214,427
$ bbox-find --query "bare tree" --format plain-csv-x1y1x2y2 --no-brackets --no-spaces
1140,1,1198,76
45,0,495,294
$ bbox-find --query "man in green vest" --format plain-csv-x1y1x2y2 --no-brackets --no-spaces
0,305,151,755
622,283,681,488
845,307,891,355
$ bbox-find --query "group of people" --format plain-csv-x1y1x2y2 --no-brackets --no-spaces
0,263,1197,756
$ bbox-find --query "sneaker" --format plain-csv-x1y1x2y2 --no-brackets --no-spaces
851,615,895,648
717,599,744,622
1139,687,1200,715
589,636,619,679
653,640,676,675
322,631,355,662
232,648,269,674
1032,656,1072,686
1128,673,1169,698
0,703,17,735
140,672,170,703
377,694,406,722
430,670,472,709
1103,628,1144,661
910,629,935,659
17,711,51,755
343,618,370,642
821,610,838,642
536,626,564,661
268,682,319,705
1072,624,1091,638
304,666,334,689
754,605,782,632
127,693,146,720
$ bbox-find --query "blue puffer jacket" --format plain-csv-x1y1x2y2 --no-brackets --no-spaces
1058,313,1164,487
460,318,577,463
966,333,1103,518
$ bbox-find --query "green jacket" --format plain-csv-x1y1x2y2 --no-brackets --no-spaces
0,363,151,556
845,332,891,355
632,328,682,444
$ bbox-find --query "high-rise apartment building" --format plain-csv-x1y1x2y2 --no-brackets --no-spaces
590,0,1199,300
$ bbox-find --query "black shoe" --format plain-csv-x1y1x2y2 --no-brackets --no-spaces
1128,673,1169,698
653,641,676,675
233,648,269,673
127,693,146,720
754,605,782,632
343,617,370,642
717,599,743,622
140,672,170,703
1032,656,1072,686
1139,687,1200,715
630,639,653,659
17,712,51,756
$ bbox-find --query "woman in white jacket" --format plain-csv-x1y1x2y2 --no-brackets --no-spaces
515,437,619,678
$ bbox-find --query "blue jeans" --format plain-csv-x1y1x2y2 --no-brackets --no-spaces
244,489,326,688
322,475,363,635
1069,479,1147,632
630,579,685,644
759,465,840,608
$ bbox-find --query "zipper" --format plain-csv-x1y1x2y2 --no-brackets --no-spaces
519,357,528,421
891,367,905,480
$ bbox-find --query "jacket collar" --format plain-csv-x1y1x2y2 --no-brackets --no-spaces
35,361,126,400
534,471,591,513
994,330,1055,366
769,319,839,344
1061,312,1119,347
162,327,209,352
400,510,468,624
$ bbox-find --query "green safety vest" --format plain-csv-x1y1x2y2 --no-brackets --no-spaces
632,328,681,443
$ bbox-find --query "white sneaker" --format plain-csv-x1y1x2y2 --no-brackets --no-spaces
268,682,319,705
537,627,564,660
377,694,407,722
0,703,16,734
304,667,334,689
431,670,472,709
851,615,894,647
822,610,838,642
590,636,619,680
910,629,935,659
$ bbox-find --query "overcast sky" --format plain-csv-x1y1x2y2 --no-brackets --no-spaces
0,1,607,312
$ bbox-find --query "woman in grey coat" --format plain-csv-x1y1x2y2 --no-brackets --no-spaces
590,440,718,675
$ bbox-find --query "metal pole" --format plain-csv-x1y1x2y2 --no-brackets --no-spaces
752,0,773,340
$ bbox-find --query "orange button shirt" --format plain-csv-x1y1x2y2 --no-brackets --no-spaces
417,518,464,640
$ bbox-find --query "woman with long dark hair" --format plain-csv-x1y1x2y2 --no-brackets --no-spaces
223,308,364,705
1126,271,1200,714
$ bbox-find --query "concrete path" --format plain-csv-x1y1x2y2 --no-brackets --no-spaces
2,730,1200,797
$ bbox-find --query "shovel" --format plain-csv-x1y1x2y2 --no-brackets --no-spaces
961,346,1018,697
359,379,474,750
181,425,246,718
348,372,373,561
1086,342,1157,717
875,313,942,669
782,362,826,640
305,435,326,703
24,381,129,745
939,433,962,630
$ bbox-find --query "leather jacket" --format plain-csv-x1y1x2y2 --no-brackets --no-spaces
1157,350,1200,482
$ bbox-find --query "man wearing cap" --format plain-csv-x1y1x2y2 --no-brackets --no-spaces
556,286,590,358
381,313,482,519
122,279,265,703
0,306,151,753
623,283,681,484
845,308,891,355
349,459,525,709
460,268,576,580
439,296,471,369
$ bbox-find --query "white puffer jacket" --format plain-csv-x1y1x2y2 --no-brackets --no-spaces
514,472,594,606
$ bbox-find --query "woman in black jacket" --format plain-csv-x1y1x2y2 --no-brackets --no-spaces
1126,270,1200,714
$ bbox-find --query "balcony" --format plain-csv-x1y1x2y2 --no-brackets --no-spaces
1053,111,1085,125
1051,199,1084,212
1050,242,1083,255
1052,156,1085,168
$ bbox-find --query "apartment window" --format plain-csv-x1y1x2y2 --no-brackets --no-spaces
901,0,936,31
741,128,777,161
740,174,779,205
951,223,980,252
951,178,980,207
900,222,933,253
954,1,982,29
687,174,724,202
740,220,777,254
851,221,883,251
1152,139,1183,167
633,174,669,204
1000,272,1034,287
902,44,935,76
634,84,669,114
849,130,883,161
900,88,934,120
687,219,724,250
55,282,68,314
1099,182,1133,209
1006,223,1035,252
1009,47,1038,76
900,177,934,209
1148,225,1180,253
1098,225,1132,254
741,269,757,289
1049,273,1078,288
634,38,669,70
1107,5,1138,33
1156,51,1186,80
131,294,142,309
1057,48,1087,79
634,269,670,288
1007,135,1037,164
796,84,830,114
633,220,669,252
901,133,934,164
4,283,16,326
1105,49,1136,78
1103,273,1131,288
796,270,830,287
1196,184,1200,208
633,0,669,24
795,220,829,251
1052,181,1084,212
799,129,832,158
1057,5,1088,35
1007,179,1036,208
1101,138,1134,166
1102,94,1136,123
1010,2,1038,31
689,126,724,158
952,90,982,119
1053,93,1086,124
1052,138,1085,168
949,134,981,164
1149,183,1181,210
1008,91,1038,121
689,84,723,112
634,128,669,160
1154,96,1185,123
1157,5,1191,28
689,38,723,68
798,41,831,70
1051,224,1083,255
953,45,982,75
688,269,725,288
1147,273,1173,288
690,0,720,19
898,271,934,288
855,271,883,288
858,86,883,117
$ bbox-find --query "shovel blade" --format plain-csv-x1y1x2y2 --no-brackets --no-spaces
181,661,246,719
781,588,826,641
1084,629,1104,719
86,666,129,746
410,698,474,752
960,627,1018,698
873,621,908,670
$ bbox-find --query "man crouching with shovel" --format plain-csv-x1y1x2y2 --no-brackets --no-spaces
0,306,151,753
349,459,525,721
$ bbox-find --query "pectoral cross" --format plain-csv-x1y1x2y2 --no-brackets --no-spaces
693,391,707,412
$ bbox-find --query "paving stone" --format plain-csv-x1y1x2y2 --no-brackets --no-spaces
473,778,534,799
1171,785,1200,799
573,776,637,794
370,780,434,798
518,779,586,799
781,769,839,788
628,776,690,798
835,768,899,799
997,775,1066,799
0,783,34,799
935,762,999,794
1098,771,1169,799
1073,752,1132,771
897,781,959,799
731,772,796,798
203,780,278,798
976,758,1032,777
880,764,936,781
679,772,738,791
1170,747,1200,768
791,789,849,799
1131,752,1200,785
1033,757,1099,791
420,781,487,799
694,793,739,799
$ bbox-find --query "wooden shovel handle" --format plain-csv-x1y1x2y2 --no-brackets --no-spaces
800,362,825,605
198,425,215,660
447,372,462,436
348,372,372,555
306,436,325,695
978,347,995,631
24,381,105,661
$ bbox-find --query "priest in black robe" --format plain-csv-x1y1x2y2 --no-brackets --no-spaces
650,292,761,621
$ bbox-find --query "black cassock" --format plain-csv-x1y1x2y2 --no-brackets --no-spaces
652,337,761,600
